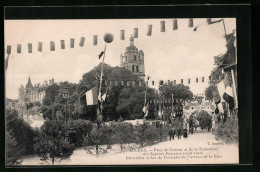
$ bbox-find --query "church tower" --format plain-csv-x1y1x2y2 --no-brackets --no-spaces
120,36,145,80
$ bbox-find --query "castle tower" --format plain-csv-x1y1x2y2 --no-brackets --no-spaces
25,77,33,102
120,36,145,80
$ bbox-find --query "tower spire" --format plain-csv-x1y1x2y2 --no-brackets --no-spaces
130,35,134,46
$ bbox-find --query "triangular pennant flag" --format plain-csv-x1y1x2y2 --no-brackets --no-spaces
85,86,98,105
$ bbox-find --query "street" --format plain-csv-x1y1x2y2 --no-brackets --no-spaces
21,129,238,165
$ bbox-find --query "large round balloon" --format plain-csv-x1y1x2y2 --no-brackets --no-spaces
104,33,114,43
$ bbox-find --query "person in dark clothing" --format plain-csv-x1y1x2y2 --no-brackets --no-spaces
169,128,173,141
208,125,211,132
169,127,175,141
183,128,188,138
177,129,182,139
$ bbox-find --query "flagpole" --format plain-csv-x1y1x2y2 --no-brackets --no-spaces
144,81,147,106
99,44,107,115
222,19,227,36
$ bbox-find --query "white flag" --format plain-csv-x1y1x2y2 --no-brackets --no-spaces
217,80,226,103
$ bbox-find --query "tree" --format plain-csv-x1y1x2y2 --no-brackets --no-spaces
6,131,22,165
205,85,217,100
117,87,157,120
41,82,77,120
196,111,212,128
6,109,36,156
34,120,75,165
75,63,141,121
159,84,193,100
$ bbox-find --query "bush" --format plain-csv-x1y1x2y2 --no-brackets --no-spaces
214,114,238,144
6,109,36,156
111,123,136,151
67,119,92,147
34,120,75,165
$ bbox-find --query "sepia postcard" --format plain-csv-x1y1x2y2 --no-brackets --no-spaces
5,17,239,166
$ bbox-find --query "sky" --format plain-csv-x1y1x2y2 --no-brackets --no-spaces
4,18,236,99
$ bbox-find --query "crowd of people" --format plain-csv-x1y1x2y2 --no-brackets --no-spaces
167,111,217,141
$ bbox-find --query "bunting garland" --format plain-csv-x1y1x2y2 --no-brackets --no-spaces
6,18,226,55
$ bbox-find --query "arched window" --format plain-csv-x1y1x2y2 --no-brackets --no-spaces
136,65,139,72
126,55,127,61
132,65,135,72
134,55,137,60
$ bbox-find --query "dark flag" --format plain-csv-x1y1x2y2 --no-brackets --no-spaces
98,51,104,59
28,43,32,53
5,54,9,71
93,35,98,45
38,42,43,52
50,41,55,51
173,19,178,30
188,18,193,28
61,40,65,49
17,44,22,53
134,28,138,38
70,38,75,48
147,24,152,36
193,26,198,31
79,37,85,47
120,30,125,40
160,21,165,32
7,45,11,55
208,19,223,25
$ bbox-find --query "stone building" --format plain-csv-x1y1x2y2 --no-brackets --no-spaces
120,36,145,80
6,98,19,110
19,77,55,105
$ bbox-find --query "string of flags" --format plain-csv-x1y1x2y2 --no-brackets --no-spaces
97,77,208,87
6,18,221,55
